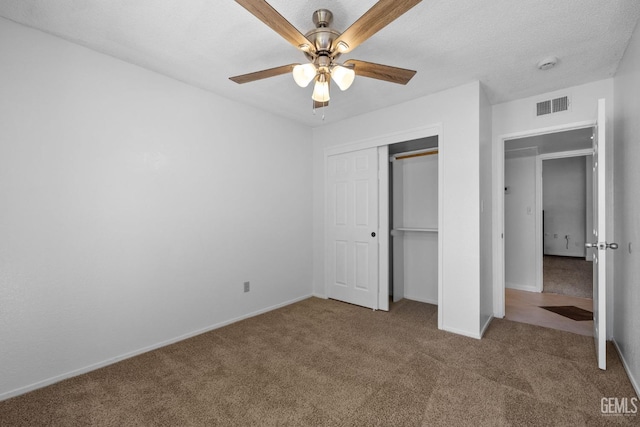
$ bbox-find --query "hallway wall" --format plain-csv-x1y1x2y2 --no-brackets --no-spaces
542,156,587,257
504,153,537,291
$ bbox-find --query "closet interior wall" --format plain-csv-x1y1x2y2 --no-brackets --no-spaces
390,139,439,305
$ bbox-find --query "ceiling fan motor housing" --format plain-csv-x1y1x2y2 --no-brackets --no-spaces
312,9,332,28
305,9,341,61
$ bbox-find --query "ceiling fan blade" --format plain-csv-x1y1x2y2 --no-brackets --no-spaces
235,0,315,53
333,0,422,53
229,64,296,84
345,60,416,85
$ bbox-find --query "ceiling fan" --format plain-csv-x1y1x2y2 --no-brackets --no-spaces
229,0,422,110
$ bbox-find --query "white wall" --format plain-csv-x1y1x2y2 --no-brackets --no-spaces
392,154,438,304
504,153,537,291
493,79,614,135
479,85,493,332
542,157,587,257
0,18,313,399
313,81,484,338
397,155,438,229
401,232,438,303
612,19,640,396
492,78,614,319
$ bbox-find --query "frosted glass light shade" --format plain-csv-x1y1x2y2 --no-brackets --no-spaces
331,65,355,91
292,63,317,87
311,76,330,102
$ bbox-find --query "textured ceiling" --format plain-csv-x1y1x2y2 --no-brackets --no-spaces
1,0,639,127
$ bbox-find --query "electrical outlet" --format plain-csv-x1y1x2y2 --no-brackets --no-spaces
244,281,250,293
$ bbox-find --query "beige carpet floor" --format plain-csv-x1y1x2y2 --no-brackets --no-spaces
544,255,593,299
0,297,636,426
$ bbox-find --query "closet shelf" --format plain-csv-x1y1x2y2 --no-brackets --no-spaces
392,227,438,233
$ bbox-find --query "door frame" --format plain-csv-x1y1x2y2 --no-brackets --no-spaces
536,148,594,292
324,123,443,326
494,121,594,318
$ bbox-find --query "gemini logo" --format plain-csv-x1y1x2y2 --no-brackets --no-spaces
600,397,638,416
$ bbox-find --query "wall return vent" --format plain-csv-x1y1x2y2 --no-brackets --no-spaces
536,95,570,116
537,100,552,116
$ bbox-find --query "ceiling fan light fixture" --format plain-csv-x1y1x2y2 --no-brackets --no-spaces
292,63,317,87
331,64,355,91
312,73,330,103
230,2,422,114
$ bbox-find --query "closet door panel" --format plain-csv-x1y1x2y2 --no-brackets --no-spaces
326,148,379,309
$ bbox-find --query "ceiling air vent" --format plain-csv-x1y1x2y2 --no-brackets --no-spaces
536,95,570,117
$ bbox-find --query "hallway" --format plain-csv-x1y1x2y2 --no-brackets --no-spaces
543,255,593,299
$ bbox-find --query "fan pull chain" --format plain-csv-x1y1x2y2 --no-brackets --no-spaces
311,100,326,120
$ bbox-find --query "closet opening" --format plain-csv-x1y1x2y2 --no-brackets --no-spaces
388,136,439,306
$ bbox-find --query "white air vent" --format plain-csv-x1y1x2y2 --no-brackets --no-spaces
537,100,552,116
552,96,569,112
536,95,570,116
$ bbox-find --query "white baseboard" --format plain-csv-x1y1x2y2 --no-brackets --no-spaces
506,282,540,293
404,295,438,305
312,292,327,299
613,339,640,398
544,251,586,258
0,294,313,402
441,325,482,340
443,317,494,339
480,315,494,338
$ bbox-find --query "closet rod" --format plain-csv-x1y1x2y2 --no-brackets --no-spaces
390,148,438,162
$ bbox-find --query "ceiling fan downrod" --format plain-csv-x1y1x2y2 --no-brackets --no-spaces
303,9,341,60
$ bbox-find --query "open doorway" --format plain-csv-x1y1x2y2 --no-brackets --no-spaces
541,155,593,299
503,127,595,336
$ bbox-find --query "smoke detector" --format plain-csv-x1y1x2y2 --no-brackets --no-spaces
537,56,558,70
